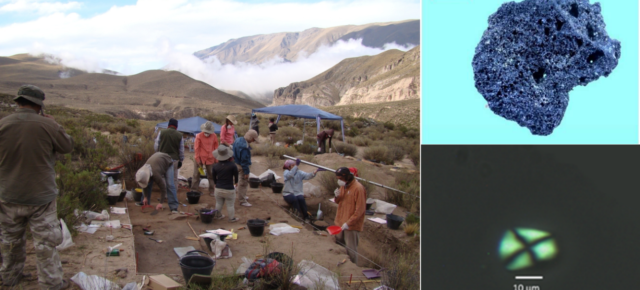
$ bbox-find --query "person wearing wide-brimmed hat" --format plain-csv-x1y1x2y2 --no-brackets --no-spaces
192,121,219,195
220,115,237,147
211,145,239,222
0,85,73,289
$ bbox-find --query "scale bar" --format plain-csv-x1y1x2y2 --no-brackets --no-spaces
515,276,543,280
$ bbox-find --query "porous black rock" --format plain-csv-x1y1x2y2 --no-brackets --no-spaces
472,0,621,136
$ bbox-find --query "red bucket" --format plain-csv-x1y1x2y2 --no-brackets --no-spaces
327,225,342,235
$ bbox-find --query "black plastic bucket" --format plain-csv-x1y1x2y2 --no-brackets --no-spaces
133,188,143,202
117,190,127,202
249,178,260,188
187,191,202,204
199,209,215,224
271,183,284,194
247,219,266,236
179,250,215,283
106,195,118,205
386,214,404,230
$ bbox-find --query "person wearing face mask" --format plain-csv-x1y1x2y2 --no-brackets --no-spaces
192,121,219,196
232,129,259,207
333,167,366,266
282,159,318,223
220,115,237,147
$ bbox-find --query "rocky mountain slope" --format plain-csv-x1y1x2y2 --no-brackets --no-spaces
0,54,263,119
194,19,419,65
272,45,419,107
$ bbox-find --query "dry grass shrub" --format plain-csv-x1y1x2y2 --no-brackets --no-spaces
294,138,317,154
350,136,372,147
363,146,394,165
333,141,357,157
404,223,419,236
380,249,420,290
410,146,420,167
252,144,297,159
267,155,282,169
386,173,420,213
276,126,302,145
353,166,376,197
318,172,338,197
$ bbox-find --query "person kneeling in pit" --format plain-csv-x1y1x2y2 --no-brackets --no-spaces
282,159,318,223
135,152,181,214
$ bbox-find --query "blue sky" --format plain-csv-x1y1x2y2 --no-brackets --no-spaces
0,0,419,94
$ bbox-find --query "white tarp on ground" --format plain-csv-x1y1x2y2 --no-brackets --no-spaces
269,223,300,236
294,260,340,290
249,169,282,181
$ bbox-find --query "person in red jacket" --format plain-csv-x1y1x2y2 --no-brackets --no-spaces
192,121,219,196
334,167,366,266
220,115,237,147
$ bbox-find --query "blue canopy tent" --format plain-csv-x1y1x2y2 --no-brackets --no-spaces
155,116,221,135
251,104,345,143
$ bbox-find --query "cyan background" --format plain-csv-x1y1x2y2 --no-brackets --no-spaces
422,0,639,144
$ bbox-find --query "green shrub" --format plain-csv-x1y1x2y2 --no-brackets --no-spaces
55,156,108,232
351,136,371,147
334,142,357,157
323,121,342,131
346,127,360,137
405,128,419,139
353,121,365,129
363,146,393,164
125,119,139,128
383,121,395,130
397,124,409,134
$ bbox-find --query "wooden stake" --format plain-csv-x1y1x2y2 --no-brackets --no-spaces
187,221,200,241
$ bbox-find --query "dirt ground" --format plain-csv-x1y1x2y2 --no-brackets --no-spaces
10,142,418,289
10,201,140,290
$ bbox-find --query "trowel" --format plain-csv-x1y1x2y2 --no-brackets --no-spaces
316,203,324,221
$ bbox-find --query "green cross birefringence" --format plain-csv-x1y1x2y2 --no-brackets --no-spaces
499,227,558,270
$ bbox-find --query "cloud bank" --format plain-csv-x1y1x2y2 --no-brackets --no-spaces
161,38,415,98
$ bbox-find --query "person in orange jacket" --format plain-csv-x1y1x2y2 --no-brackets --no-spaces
334,167,366,266
192,121,219,196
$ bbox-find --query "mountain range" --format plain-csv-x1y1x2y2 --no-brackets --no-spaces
194,19,419,65
272,45,420,107
0,54,263,119
0,19,420,120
